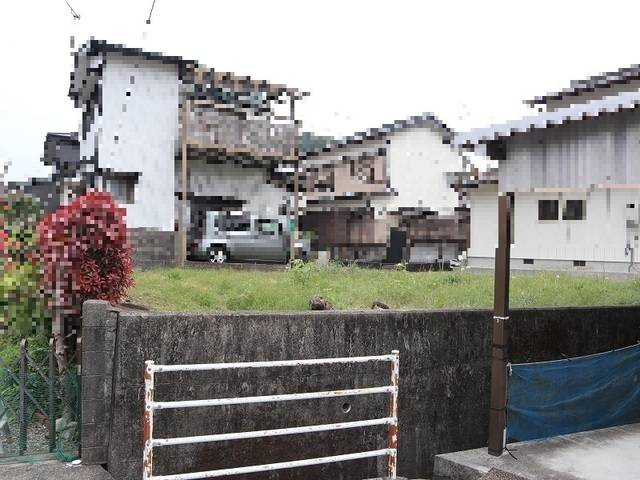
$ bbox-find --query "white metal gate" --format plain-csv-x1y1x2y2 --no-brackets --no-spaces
142,351,399,480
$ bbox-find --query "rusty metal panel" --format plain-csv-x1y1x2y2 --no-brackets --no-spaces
142,361,155,480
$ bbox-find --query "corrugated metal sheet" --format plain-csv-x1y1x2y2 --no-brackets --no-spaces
455,90,640,147
498,108,640,191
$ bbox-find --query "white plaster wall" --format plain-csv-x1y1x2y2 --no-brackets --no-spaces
468,189,640,264
385,127,462,215
468,190,499,258
93,53,180,230
182,159,289,220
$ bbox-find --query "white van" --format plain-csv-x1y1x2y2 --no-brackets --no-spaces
189,211,309,263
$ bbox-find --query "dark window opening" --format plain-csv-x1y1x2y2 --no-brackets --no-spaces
627,203,635,209
563,200,586,220
538,200,559,220
523,258,534,265
104,176,136,204
573,260,586,267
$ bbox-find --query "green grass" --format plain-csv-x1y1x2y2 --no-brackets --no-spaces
127,263,640,311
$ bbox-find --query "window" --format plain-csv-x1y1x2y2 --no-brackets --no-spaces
563,200,586,220
573,260,586,267
523,258,534,265
257,220,280,236
105,177,135,204
538,200,558,220
224,212,251,232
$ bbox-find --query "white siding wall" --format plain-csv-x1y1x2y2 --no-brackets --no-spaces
92,53,180,230
182,159,289,220
386,127,461,215
468,189,640,265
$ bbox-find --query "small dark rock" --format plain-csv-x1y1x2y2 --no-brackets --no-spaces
371,300,390,310
310,295,333,310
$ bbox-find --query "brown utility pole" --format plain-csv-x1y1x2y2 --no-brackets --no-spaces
488,192,513,456
178,96,190,267
289,93,299,263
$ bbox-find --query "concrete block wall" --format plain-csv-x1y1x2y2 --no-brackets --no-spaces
81,301,119,464
128,228,176,270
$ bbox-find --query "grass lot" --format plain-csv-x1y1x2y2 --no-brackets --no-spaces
127,263,640,311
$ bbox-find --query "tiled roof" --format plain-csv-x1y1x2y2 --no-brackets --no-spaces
303,112,452,158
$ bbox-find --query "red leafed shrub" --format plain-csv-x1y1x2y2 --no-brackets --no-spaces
37,192,134,315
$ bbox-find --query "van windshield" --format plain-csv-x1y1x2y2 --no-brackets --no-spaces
206,212,251,233
225,214,251,232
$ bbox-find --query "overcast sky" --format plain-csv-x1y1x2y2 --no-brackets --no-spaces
2,0,640,181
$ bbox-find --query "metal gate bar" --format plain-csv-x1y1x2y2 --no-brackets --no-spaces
143,351,400,480
150,449,396,480
151,417,396,447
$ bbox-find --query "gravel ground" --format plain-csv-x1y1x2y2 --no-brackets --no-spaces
0,418,77,458
0,461,114,480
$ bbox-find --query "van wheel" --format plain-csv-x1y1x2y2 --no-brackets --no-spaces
209,246,229,264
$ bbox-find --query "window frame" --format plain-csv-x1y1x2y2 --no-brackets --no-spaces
562,199,586,221
538,199,559,221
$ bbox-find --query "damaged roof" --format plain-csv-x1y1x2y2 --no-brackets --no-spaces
455,90,640,147
71,39,305,99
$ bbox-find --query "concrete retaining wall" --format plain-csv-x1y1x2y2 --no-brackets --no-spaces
81,302,640,479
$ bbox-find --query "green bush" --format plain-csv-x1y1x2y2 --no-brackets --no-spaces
1,194,50,335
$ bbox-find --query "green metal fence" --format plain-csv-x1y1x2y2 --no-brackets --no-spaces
0,337,80,463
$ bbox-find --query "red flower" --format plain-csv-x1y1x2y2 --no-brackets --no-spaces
0,230,8,256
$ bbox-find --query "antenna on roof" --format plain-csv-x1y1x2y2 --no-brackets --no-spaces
146,0,157,24
65,1,80,20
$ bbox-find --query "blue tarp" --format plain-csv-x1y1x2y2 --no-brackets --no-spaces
506,343,640,442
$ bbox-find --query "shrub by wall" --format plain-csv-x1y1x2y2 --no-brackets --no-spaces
38,192,134,316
